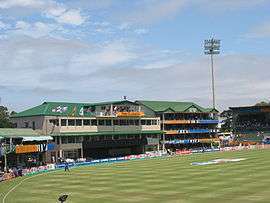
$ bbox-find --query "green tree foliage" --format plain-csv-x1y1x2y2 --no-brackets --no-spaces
0,106,13,128
220,110,232,132
255,101,270,106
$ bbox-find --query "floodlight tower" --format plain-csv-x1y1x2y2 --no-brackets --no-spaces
204,38,220,109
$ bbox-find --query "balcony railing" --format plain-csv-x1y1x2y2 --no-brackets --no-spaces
163,120,219,124
165,129,219,135
164,138,220,144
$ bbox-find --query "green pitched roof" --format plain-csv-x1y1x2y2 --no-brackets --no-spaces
11,102,93,118
0,128,40,138
12,100,139,118
136,100,207,113
90,100,138,106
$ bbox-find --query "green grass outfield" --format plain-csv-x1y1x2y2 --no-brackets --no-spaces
1,149,270,203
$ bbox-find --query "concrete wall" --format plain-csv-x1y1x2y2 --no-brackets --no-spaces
11,115,161,134
60,126,97,133
11,116,61,134
57,143,82,150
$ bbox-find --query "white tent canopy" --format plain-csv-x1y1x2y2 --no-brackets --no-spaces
22,136,53,142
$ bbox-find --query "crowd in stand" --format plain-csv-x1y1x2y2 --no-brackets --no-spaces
235,118,270,131
165,125,215,131
0,167,23,182
164,114,216,120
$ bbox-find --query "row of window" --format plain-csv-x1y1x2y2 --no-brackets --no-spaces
54,134,160,144
56,119,159,127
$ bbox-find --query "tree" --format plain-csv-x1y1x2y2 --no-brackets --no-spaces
220,110,233,132
0,106,13,128
255,101,270,106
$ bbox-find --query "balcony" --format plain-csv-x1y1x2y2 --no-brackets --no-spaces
163,120,219,124
164,129,219,135
164,138,220,144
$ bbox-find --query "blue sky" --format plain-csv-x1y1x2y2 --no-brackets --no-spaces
0,0,270,112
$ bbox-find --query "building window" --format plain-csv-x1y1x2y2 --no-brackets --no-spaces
104,135,112,140
76,119,82,126
93,136,99,141
13,123,17,128
83,119,90,126
152,120,157,125
32,121,36,130
61,137,68,144
61,119,67,126
68,119,75,126
113,120,119,125
68,137,75,143
105,120,112,126
129,120,135,125
114,135,119,140
50,119,59,126
120,119,127,125
91,119,97,126
75,137,82,143
146,120,151,125
98,120,105,125
24,122,29,128
141,120,146,125
135,120,139,126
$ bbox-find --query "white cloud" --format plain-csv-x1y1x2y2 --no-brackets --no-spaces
0,0,86,26
197,0,268,10
15,20,30,29
134,28,148,35
246,22,270,38
118,22,131,30
0,0,45,9
14,21,61,38
46,6,66,16
45,4,86,26
0,20,9,29
1,34,269,111
70,41,137,70
123,0,188,24
53,9,86,26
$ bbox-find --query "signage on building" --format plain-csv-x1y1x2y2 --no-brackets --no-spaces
15,144,49,154
47,143,56,151
188,107,198,113
52,106,68,113
116,112,145,117
16,145,38,154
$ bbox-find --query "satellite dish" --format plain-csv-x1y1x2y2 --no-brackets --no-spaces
58,194,68,203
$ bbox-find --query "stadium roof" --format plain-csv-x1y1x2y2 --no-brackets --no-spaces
11,102,91,118
136,100,213,113
11,100,138,118
89,100,138,106
230,105,270,113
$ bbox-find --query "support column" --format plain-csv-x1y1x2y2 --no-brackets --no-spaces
59,150,63,158
110,104,113,115
81,137,84,158
162,113,165,152
59,136,63,158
